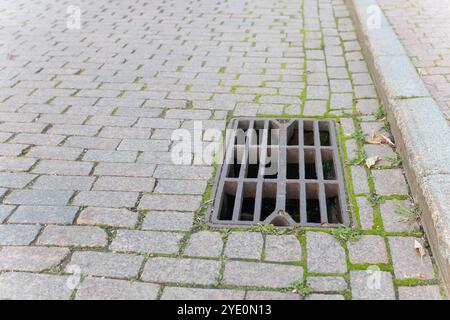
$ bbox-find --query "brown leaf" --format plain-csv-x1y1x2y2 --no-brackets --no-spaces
414,240,426,259
367,132,395,146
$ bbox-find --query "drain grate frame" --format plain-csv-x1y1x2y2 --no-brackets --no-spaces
206,118,351,228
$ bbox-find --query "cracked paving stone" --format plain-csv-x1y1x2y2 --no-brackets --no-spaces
264,235,302,262
0,246,70,272
307,232,347,274
350,270,395,300
388,237,435,280
77,207,138,228
76,277,159,300
348,235,388,264
37,225,108,247
110,230,183,254
66,251,144,278
0,272,72,300
162,287,245,300
0,224,41,245
225,232,263,260
398,285,442,300
223,261,303,288
141,257,221,285
185,231,223,258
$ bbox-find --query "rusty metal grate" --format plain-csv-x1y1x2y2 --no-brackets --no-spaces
207,118,350,228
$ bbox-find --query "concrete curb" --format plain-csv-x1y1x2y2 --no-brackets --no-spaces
345,0,450,295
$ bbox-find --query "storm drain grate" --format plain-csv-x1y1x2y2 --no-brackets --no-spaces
207,118,350,228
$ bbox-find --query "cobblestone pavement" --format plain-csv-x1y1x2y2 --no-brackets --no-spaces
378,0,450,122
0,0,446,300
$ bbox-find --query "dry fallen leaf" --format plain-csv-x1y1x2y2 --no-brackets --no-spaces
414,240,426,259
365,155,380,168
367,130,395,147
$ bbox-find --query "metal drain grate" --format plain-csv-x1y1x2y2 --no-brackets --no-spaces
207,118,350,228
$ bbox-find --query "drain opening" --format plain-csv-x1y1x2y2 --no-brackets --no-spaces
209,118,350,227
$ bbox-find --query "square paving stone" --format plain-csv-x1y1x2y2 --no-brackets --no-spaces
264,235,302,262
388,237,435,280
110,230,183,254
223,261,303,288
225,232,263,260
307,232,347,274
307,276,348,293
76,277,159,300
398,285,442,300
0,246,70,272
348,235,388,264
245,291,301,300
185,231,223,258
66,251,144,278
162,287,245,300
0,224,41,245
37,225,108,247
364,144,395,167
142,211,194,231
350,270,395,300
0,272,72,300
380,200,419,232
9,205,78,224
372,169,408,195
141,257,221,285
77,207,138,228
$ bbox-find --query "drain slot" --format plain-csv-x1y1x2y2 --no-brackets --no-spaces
209,118,349,228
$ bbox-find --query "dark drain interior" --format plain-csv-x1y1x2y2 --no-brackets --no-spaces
208,118,350,227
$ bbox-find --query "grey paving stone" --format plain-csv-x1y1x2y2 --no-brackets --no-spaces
73,191,139,208
154,179,207,195
398,285,442,300
93,176,155,192
350,166,370,194
31,175,95,191
142,211,194,231
141,257,221,285
76,277,159,300
350,270,395,300
356,197,373,229
67,251,144,278
9,205,78,224
77,207,138,228
153,165,213,180
264,235,302,262
185,231,223,257
0,157,35,172
26,146,83,160
364,144,395,167
307,276,348,293
0,224,41,245
380,200,419,232
225,232,263,260
223,261,303,288
348,235,388,264
162,287,245,300
4,190,73,206
245,291,301,300
0,205,14,223
0,172,36,188
139,194,201,211
306,294,345,300
0,246,69,272
65,136,120,150
11,133,65,146
37,225,108,247
111,230,183,254
0,272,72,300
83,150,138,163
98,127,151,139
118,139,170,152
307,232,347,274
388,237,435,280
32,160,94,176
372,169,408,195
94,162,155,177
